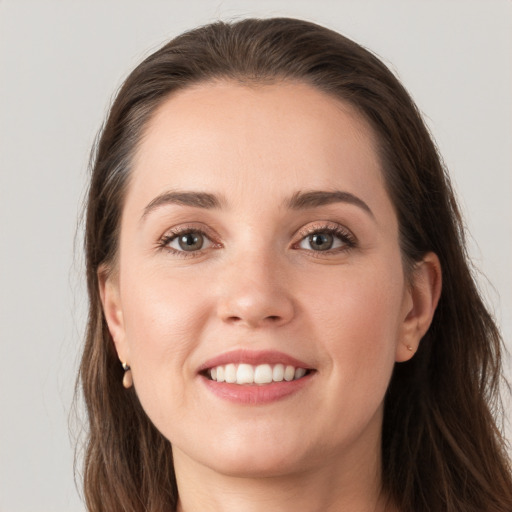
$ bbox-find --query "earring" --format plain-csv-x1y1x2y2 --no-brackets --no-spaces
122,362,133,389
406,345,414,352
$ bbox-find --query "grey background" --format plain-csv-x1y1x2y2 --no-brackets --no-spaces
1,1,510,510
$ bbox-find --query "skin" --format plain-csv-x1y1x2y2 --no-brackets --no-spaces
100,80,441,512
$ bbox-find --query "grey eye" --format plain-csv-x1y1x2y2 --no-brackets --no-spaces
298,231,348,252
308,233,333,251
178,233,203,251
167,231,212,252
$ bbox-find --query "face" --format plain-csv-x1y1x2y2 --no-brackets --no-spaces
101,80,433,480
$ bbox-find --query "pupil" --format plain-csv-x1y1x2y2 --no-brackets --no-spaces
310,233,333,251
179,233,203,251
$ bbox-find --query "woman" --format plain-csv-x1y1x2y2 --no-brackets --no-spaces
79,17,512,511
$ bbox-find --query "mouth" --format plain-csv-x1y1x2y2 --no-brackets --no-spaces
201,363,312,385
198,350,316,404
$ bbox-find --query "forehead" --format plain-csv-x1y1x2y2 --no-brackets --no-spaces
128,80,388,213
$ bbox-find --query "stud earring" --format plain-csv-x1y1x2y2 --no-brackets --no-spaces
122,362,133,389
406,345,414,352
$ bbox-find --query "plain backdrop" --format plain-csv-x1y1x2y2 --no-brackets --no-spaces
0,1,511,510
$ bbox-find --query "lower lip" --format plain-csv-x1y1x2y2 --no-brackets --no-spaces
200,373,313,405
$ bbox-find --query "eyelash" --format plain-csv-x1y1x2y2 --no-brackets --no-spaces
156,222,357,258
294,223,357,255
157,226,219,259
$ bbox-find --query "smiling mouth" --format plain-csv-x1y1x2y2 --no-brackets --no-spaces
202,363,312,385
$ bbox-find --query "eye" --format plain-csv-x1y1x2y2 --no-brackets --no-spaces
296,225,356,252
301,232,336,251
160,229,215,254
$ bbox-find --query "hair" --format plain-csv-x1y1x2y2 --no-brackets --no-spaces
79,17,512,512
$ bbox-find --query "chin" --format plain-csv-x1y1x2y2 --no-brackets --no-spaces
205,447,308,479
171,424,315,479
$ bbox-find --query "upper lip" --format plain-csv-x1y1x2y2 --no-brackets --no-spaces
197,349,313,373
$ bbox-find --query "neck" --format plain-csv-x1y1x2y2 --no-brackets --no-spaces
176,471,390,512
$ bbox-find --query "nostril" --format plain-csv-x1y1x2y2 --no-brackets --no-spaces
225,314,282,326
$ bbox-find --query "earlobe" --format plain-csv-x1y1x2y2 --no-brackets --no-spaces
396,252,442,362
98,265,129,363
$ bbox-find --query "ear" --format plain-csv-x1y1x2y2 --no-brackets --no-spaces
98,265,130,364
396,252,442,362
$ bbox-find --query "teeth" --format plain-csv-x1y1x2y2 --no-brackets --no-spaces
284,365,295,382
207,363,308,385
272,364,284,382
254,364,273,384
225,363,236,383
236,364,254,384
294,367,306,379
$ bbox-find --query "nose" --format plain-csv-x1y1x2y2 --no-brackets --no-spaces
215,250,295,329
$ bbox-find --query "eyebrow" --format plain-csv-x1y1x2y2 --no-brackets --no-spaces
286,190,374,218
141,191,223,221
141,188,374,221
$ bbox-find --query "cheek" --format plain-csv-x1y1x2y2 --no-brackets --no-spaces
301,258,405,387
120,266,209,409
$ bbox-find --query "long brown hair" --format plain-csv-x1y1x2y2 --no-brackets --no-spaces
79,18,512,511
